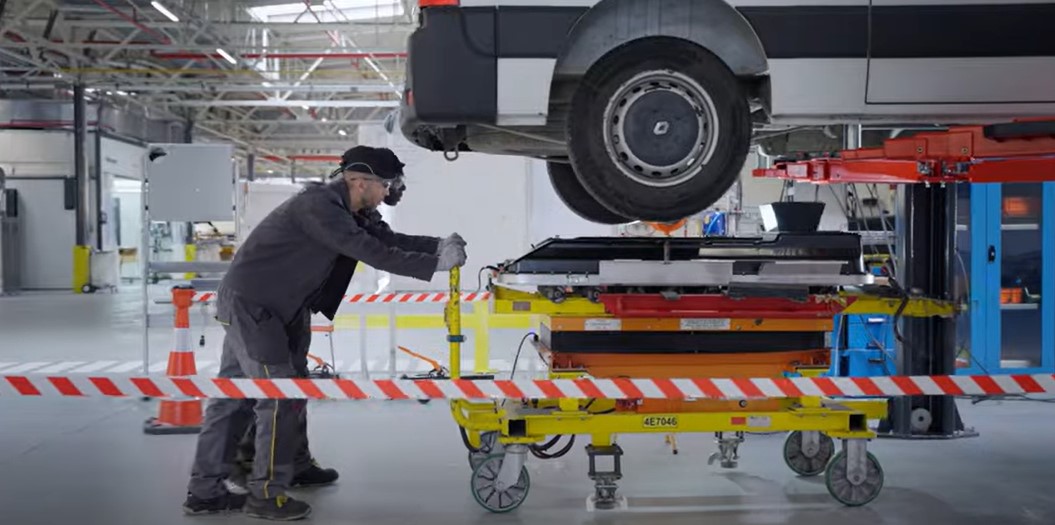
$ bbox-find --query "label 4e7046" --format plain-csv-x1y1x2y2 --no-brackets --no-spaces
642,416,679,429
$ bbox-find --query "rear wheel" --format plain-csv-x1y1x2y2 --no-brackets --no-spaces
546,161,631,224
568,38,751,222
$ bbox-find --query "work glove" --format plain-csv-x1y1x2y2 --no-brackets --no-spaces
435,242,467,272
437,232,467,254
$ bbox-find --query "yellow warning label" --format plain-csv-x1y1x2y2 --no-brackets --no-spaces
642,416,679,429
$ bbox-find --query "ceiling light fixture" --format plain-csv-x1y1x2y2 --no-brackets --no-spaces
338,129,347,136
150,1,180,22
216,48,238,65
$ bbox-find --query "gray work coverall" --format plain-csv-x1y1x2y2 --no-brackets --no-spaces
187,178,440,501
230,207,406,472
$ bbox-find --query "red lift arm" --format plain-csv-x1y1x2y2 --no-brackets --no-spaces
754,119,1055,184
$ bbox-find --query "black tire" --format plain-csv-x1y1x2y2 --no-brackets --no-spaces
783,431,835,477
568,38,751,222
546,161,631,224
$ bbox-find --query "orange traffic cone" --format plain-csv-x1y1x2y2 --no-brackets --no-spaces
144,286,203,435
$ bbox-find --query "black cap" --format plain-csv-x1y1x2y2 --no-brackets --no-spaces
337,145,405,180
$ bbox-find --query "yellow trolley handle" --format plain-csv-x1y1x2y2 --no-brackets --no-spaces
446,266,463,379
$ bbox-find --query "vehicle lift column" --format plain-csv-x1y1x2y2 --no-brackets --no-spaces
755,119,1055,438
880,183,971,438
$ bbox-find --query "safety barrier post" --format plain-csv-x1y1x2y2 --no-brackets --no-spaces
388,303,397,378
143,285,202,435
473,301,491,374
358,313,369,379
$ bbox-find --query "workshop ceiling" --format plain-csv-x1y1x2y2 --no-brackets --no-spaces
0,0,415,172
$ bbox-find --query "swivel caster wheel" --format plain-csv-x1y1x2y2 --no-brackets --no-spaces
468,431,502,470
470,454,530,513
783,431,835,477
825,450,884,506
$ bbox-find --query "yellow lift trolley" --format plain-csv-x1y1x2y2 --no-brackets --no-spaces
431,235,955,513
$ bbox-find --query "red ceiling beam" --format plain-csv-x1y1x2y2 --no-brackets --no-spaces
151,51,406,61
262,154,341,163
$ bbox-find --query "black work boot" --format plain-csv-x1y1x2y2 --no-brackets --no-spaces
244,495,312,521
292,461,339,487
182,491,247,515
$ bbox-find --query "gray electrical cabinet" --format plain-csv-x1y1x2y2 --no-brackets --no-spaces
0,187,22,295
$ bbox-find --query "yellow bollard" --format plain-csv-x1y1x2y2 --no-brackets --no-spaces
447,267,462,379
183,244,198,280
72,245,91,293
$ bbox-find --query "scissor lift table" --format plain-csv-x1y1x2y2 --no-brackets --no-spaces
442,233,895,512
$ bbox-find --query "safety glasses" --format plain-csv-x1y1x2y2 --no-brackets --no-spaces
350,174,402,190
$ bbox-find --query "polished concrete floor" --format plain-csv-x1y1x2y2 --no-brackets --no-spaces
1,289,1054,525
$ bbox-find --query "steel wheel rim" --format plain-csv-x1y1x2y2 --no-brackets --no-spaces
602,69,720,188
826,452,884,506
471,455,530,513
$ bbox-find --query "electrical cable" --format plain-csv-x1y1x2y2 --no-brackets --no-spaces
863,183,898,267
530,435,576,459
885,270,991,378
827,185,852,225
533,435,562,451
849,184,878,257
865,183,898,263
474,265,499,294
885,273,911,354
850,316,897,377
510,332,538,380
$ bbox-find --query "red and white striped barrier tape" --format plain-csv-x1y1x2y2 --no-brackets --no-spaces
343,292,491,304
2,374,1053,401
190,292,490,304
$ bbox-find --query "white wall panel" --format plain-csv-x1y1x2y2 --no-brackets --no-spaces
99,137,145,180
5,178,75,289
0,130,74,177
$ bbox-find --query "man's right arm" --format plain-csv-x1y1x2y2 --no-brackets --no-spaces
362,214,440,254
289,189,439,281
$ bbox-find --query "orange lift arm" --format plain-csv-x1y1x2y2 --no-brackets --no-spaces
754,119,1055,185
